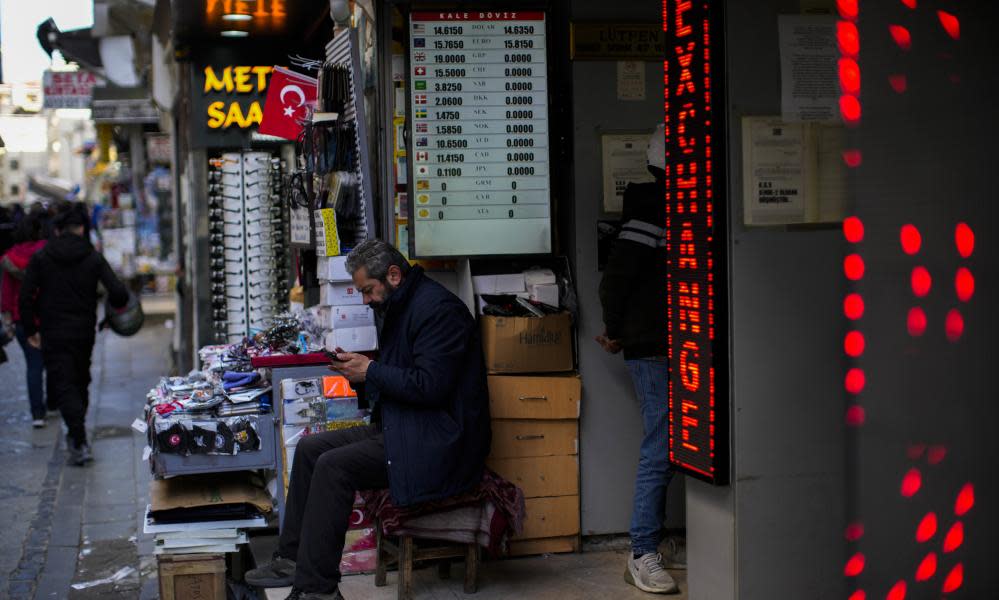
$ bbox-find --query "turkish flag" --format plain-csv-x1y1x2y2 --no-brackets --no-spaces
259,67,318,141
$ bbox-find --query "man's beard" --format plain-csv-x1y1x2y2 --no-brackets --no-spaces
368,281,398,315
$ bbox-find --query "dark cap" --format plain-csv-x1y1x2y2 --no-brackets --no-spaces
54,208,87,229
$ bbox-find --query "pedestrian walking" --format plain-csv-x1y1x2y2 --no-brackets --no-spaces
19,206,129,465
1,208,49,427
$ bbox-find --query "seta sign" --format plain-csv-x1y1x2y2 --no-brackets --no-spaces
664,0,729,485
202,65,274,129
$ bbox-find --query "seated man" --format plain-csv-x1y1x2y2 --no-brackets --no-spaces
247,240,492,600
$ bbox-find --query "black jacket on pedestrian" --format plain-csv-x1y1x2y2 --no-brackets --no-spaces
19,233,129,341
362,266,491,507
599,180,668,360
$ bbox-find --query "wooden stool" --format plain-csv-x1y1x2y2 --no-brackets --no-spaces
374,517,479,600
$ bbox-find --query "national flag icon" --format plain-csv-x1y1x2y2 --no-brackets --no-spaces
413,23,426,34
414,66,427,76
416,137,429,147
415,122,428,133
414,94,427,105
417,194,430,204
415,151,429,162
415,80,427,91
417,180,430,190
414,108,427,119
414,51,427,62
413,38,426,48
417,165,430,176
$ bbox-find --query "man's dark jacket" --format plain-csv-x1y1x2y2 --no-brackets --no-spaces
363,266,491,507
19,234,129,341
599,180,668,360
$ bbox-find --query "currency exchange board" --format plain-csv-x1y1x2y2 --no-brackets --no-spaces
408,11,552,257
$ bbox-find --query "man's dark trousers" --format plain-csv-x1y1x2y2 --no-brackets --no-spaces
279,423,389,593
43,336,94,445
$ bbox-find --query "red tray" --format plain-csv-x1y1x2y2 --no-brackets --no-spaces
250,353,332,368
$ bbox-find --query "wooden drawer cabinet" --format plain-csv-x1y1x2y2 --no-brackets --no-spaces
514,496,581,540
488,375,581,420
487,455,579,498
490,419,578,459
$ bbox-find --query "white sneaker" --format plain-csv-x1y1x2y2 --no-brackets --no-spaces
625,553,679,594
32,419,45,429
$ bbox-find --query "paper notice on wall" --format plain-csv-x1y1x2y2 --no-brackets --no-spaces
742,117,810,225
290,206,311,246
779,15,838,122
616,61,646,101
602,133,655,213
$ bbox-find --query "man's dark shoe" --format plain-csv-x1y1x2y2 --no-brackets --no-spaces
67,441,93,466
285,587,344,600
245,557,297,588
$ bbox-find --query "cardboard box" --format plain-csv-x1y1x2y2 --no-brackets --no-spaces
472,273,526,295
523,268,556,286
332,305,375,328
318,306,333,329
480,312,573,373
325,326,378,352
317,255,352,282
158,554,225,600
149,474,272,514
320,282,363,306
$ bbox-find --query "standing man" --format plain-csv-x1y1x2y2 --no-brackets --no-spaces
247,239,491,600
19,206,130,466
597,124,679,594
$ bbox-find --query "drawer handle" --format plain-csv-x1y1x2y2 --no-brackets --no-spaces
515,434,545,441
518,395,548,401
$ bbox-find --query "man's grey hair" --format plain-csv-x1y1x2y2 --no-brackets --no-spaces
345,239,411,281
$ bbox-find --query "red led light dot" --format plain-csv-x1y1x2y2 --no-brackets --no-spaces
910,267,931,297
840,94,862,123
845,405,866,426
907,307,927,337
843,216,865,243
945,309,964,342
937,10,960,40
847,591,865,600
844,331,865,357
955,483,974,516
886,580,907,600
906,443,926,461
839,59,861,94
926,445,947,465
955,223,974,257
844,294,865,320
942,563,963,593
943,521,964,553
955,268,974,302
915,552,937,582
842,149,863,168
901,468,922,498
844,552,865,577
889,25,912,51
837,21,860,56
915,512,937,542
844,254,865,281
845,368,866,394
888,74,908,94
901,0,916,8
899,224,922,254
836,0,858,20
844,522,864,541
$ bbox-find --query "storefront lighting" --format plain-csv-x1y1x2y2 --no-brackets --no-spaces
221,30,250,38
222,14,254,22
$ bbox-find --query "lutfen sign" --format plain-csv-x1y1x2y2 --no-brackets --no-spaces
203,66,273,129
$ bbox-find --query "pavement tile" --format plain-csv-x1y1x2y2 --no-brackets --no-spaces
82,519,136,542
83,503,137,525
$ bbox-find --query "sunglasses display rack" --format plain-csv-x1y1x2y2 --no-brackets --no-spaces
209,152,289,343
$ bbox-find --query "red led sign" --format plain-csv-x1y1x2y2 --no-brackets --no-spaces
664,0,728,484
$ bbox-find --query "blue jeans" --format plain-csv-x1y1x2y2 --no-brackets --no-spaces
14,322,46,419
626,357,673,556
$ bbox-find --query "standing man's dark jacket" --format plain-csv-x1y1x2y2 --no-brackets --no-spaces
599,180,668,359
361,266,491,507
19,233,129,341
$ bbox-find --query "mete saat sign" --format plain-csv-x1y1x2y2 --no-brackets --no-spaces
202,65,273,129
